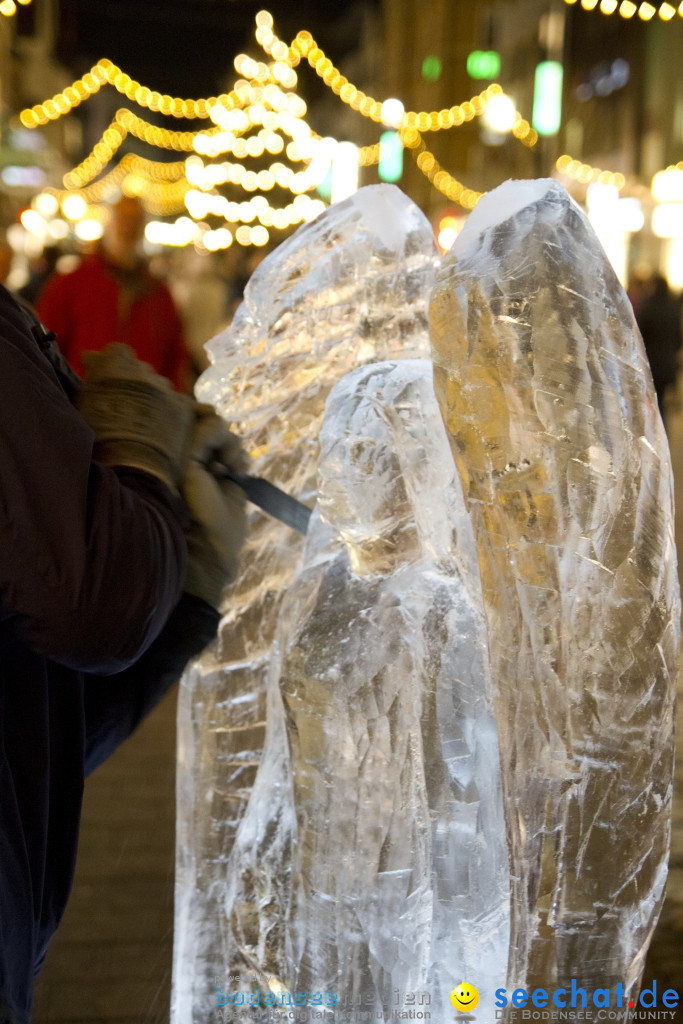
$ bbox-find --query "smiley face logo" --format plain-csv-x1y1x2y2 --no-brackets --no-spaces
451,983,479,1012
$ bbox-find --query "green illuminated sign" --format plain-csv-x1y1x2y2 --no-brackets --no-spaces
422,55,442,82
467,51,501,79
317,165,332,201
378,131,403,183
533,61,563,136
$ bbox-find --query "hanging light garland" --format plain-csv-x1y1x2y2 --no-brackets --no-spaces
17,9,541,242
555,154,626,189
0,0,31,17
563,0,681,20
252,13,538,205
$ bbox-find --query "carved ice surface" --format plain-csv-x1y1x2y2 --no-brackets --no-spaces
430,178,680,999
172,185,440,1023
173,176,679,1023
211,360,509,1022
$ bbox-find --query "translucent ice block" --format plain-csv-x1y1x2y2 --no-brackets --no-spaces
172,186,440,1023
430,178,680,1000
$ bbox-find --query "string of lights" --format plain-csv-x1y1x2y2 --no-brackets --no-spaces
555,154,626,189
0,0,31,17
46,153,190,211
403,130,483,210
271,19,522,138
250,18,540,205
13,9,556,244
563,0,683,19
402,106,538,209
62,110,223,192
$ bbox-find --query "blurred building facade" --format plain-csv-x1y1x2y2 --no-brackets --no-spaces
375,0,683,286
0,0,76,213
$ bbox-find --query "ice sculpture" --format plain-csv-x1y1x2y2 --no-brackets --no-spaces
174,176,679,1022
172,185,440,1022
213,360,509,1022
430,178,680,999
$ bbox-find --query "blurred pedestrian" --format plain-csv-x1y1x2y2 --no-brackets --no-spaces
36,196,190,391
626,266,650,319
171,250,232,378
635,273,682,415
16,245,61,308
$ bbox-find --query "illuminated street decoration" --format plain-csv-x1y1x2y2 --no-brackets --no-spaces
556,153,626,190
532,61,563,136
421,55,442,81
378,131,403,182
12,1,683,246
467,50,502,79
563,0,681,19
0,0,31,17
17,8,541,231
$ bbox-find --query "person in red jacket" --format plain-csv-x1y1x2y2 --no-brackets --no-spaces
37,195,190,391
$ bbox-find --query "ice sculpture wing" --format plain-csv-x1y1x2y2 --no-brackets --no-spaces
429,178,680,998
172,186,440,1023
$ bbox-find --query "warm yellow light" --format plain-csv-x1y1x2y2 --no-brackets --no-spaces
659,2,676,16
652,204,683,239
18,10,543,222
437,216,460,252
581,0,599,8
251,225,269,246
481,93,517,133
0,1,17,15
34,192,60,218
638,1,656,15
75,218,105,242
20,209,47,235
47,219,69,241
652,168,683,202
620,0,637,14
600,0,618,12
204,228,234,251
62,194,88,221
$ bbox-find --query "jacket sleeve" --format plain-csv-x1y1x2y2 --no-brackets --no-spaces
83,592,219,774
0,286,189,674
35,269,75,364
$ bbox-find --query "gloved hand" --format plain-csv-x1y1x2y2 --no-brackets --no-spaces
181,405,248,609
77,344,195,490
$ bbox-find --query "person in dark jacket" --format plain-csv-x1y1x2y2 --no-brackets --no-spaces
635,273,682,415
0,284,245,1024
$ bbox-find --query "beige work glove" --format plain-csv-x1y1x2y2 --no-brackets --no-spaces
181,406,248,609
77,344,195,490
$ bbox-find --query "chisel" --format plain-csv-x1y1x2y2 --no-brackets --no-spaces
207,462,312,536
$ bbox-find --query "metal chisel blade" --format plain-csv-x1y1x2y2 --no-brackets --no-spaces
208,463,312,535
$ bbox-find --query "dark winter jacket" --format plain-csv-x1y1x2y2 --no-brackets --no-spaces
0,285,218,1024
636,276,682,396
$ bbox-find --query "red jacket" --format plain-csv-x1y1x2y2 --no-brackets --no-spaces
37,249,189,391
